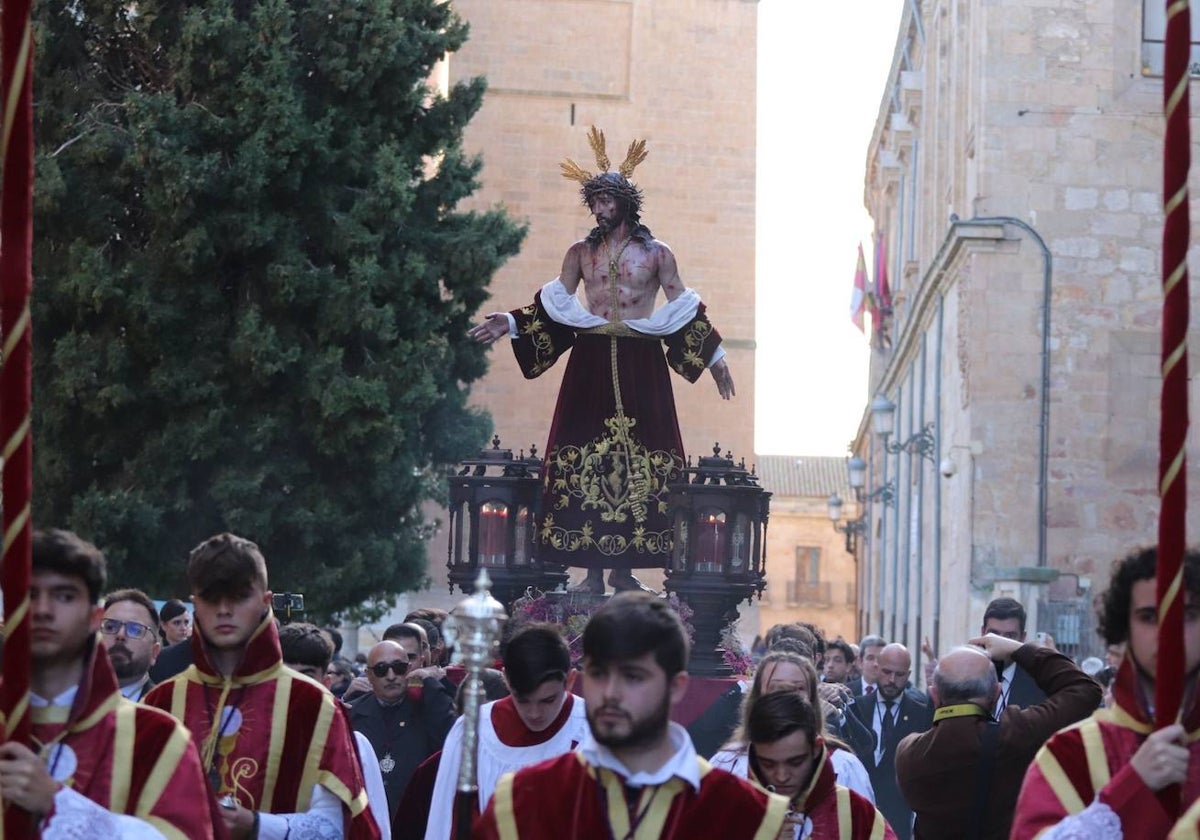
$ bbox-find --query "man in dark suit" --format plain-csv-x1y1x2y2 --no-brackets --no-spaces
350,638,456,820
981,597,1047,713
846,634,887,697
848,643,932,840
894,633,1100,840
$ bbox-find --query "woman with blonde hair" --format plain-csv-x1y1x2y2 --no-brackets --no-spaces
711,650,875,802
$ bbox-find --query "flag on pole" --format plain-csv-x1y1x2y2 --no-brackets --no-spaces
874,230,892,314
872,230,893,347
850,244,867,332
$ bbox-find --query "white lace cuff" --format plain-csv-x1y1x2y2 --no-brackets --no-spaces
43,787,166,839
258,812,340,840
1042,800,1122,839
257,783,344,840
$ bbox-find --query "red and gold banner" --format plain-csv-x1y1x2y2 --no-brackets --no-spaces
1157,0,1191,817
0,0,36,834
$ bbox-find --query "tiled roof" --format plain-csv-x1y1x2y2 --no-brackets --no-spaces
753,455,851,499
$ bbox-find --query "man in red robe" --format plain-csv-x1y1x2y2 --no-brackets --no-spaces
1010,546,1200,839
0,528,215,838
470,128,734,595
425,623,589,839
145,532,380,840
746,690,895,839
474,592,786,839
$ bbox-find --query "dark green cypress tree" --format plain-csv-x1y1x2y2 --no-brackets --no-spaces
31,0,523,616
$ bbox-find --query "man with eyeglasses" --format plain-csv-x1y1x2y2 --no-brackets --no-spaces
100,588,161,701
0,529,216,836
350,639,455,821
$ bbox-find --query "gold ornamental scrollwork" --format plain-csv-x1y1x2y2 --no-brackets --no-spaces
539,412,679,558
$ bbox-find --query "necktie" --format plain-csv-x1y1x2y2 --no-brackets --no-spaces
995,676,1009,716
880,699,896,754
866,684,876,696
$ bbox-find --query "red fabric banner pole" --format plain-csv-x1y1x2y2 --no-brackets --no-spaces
1156,0,1191,817
0,0,37,834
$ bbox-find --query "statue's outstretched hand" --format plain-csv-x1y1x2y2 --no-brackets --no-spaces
469,313,510,345
710,358,735,400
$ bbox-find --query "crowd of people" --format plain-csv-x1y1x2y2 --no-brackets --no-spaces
3,528,1199,839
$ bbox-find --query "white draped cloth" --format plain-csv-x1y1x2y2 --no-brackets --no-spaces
424,697,590,840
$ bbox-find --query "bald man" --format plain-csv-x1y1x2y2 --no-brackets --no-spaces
894,634,1099,840
848,643,932,840
350,640,456,820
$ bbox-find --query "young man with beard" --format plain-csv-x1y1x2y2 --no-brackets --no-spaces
746,691,894,839
0,529,215,837
145,532,379,840
100,588,161,701
1011,546,1200,838
474,592,787,839
469,127,734,595
425,623,589,840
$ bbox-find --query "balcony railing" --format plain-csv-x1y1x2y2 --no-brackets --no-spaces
787,580,832,606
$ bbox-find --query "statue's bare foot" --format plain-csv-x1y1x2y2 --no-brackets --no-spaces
607,570,656,594
568,568,606,594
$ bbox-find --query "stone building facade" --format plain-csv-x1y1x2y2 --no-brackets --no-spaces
853,0,1199,675
755,456,860,646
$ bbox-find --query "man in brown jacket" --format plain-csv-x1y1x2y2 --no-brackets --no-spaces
894,633,1101,840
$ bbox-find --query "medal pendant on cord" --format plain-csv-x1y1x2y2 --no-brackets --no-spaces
380,753,396,774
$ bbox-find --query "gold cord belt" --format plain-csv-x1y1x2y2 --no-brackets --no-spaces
577,322,652,338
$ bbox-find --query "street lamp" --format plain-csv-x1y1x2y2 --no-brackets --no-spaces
870,396,936,462
870,395,896,438
847,456,867,494
828,493,867,553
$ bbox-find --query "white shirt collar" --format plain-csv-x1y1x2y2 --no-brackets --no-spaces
579,721,702,791
119,678,147,701
1001,661,1017,683
31,684,78,708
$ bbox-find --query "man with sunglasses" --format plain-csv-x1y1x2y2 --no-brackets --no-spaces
350,639,456,821
100,588,161,701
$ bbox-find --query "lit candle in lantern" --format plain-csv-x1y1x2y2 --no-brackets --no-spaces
479,505,508,566
495,507,509,565
696,513,725,572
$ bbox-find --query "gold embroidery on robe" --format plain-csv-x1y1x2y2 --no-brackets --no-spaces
519,304,558,377
669,318,714,376
539,413,679,557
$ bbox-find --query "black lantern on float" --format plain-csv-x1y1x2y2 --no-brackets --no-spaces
664,444,770,677
446,436,569,607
